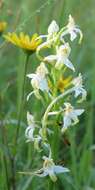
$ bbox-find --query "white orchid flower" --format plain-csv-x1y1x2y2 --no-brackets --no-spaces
25,112,41,149
47,20,59,44
39,20,59,40
62,102,84,132
25,112,36,142
37,20,59,53
72,73,87,102
44,43,75,71
61,15,83,43
27,62,49,99
36,155,69,182
48,20,59,36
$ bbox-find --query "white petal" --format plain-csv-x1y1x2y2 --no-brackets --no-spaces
68,14,75,28
64,58,75,71
70,31,77,41
58,43,71,56
37,35,47,39
44,55,57,63
31,76,39,89
78,91,87,103
75,109,84,116
39,78,49,91
27,74,36,79
27,112,34,126
25,126,34,140
75,28,83,43
54,166,70,174
69,112,79,124
80,88,87,100
63,115,71,128
74,88,82,97
72,73,83,86
48,168,57,182
48,20,59,34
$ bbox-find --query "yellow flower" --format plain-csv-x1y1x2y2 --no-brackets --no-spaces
57,76,72,92
0,21,7,34
3,32,42,53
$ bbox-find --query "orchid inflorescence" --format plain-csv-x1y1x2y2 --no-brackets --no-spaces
8,15,86,182
23,15,87,182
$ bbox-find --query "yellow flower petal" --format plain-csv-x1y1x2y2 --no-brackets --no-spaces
25,35,30,44
57,76,72,92
31,33,38,42
12,33,21,46
3,32,42,52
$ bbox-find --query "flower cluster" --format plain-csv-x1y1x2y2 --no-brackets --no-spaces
4,15,86,182
24,15,87,182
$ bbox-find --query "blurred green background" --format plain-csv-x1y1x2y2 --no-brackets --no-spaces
0,0,95,189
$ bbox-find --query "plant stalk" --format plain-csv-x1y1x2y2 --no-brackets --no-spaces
15,53,29,145
1,122,11,190
42,87,74,130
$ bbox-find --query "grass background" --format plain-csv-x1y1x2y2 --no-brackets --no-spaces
0,0,95,189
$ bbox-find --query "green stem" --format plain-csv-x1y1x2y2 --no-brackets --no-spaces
3,156,10,190
15,53,29,145
42,87,74,130
49,180,56,190
10,53,30,190
1,123,11,190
